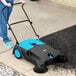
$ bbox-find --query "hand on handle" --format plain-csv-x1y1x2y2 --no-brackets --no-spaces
1,0,11,7
6,3,11,7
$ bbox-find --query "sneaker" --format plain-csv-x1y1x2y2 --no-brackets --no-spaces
8,37,12,41
4,42,14,48
0,37,12,41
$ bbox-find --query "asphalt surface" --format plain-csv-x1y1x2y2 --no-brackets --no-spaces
41,25,76,70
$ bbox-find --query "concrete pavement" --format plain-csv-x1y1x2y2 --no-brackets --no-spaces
0,0,76,75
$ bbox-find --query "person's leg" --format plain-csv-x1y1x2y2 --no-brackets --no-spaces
0,4,13,47
0,4,3,37
0,4,9,43
0,20,1,37
7,0,14,21
7,6,13,21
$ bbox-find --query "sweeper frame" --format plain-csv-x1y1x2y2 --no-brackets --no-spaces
2,3,68,73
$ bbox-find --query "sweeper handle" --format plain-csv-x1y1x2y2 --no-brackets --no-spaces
2,2,40,44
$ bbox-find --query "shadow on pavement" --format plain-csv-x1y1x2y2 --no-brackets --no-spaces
40,25,76,69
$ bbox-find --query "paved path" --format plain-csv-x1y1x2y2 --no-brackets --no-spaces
0,0,76,76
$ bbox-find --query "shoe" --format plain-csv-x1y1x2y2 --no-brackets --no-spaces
8,37,12,41
4,42,14,48
0,37,12,41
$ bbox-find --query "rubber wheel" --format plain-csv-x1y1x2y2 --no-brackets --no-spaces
14,49,22,59
33,65,48,73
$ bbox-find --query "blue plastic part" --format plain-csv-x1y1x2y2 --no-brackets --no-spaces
14,49,21,58
19,39,45,50
49,55,54,59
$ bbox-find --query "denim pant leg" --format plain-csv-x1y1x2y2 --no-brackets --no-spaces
2,7,13,42
0,4,2,37
0,5,13,43
7,6,13,21
1,7,10,43
0,0,14,42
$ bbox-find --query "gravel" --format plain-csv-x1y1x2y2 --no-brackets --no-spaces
0,63,25,76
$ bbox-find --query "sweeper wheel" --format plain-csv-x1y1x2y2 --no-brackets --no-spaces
13,49,22,59
33,65,48,73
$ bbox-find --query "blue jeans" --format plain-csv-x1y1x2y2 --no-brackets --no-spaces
0,0,14,43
